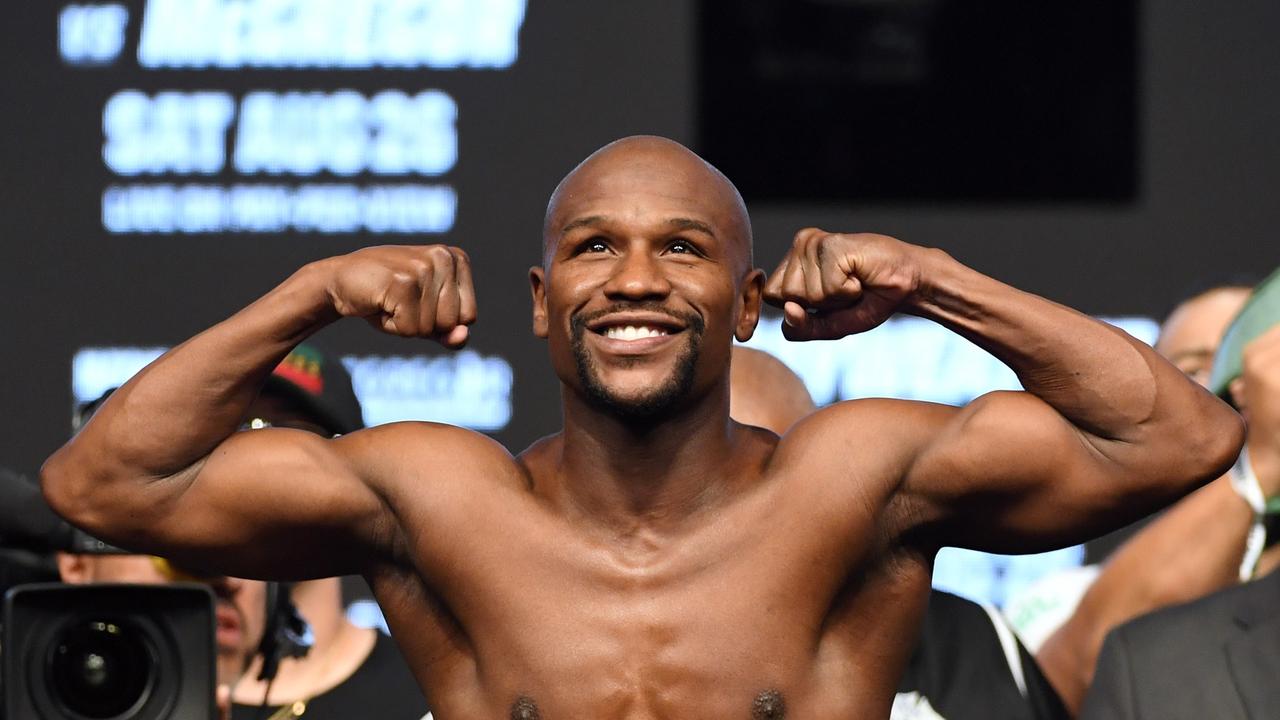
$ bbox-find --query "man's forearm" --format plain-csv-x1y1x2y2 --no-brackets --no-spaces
45,262,336,484
908,249,1187,444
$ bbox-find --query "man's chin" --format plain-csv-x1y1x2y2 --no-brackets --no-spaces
572,326,702,423
215,651,243,688
584,381,687,422
595,370,675,397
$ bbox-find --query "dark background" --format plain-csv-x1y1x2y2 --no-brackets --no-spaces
699,0,1138,202
2,0,1278,490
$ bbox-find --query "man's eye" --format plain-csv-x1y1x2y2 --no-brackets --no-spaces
584,239,609,253
667,240,693,254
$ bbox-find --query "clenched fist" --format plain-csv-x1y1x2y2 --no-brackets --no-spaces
762,229,924,341
319,244,476,348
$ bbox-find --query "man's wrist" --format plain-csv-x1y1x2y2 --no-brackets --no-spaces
1229,446,1267,515
899,245,964,318
1245,436,1280,501
1228,447,1268,580
258,259,343,340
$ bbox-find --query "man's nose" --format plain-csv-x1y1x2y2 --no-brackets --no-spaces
602,245,672,300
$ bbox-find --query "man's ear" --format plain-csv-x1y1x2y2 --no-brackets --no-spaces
735,269,766,342
529,265,549,338
56,552,92,584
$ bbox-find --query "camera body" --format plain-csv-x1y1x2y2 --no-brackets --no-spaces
3,583,216,720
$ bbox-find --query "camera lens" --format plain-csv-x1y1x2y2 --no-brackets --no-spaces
47,617,154,718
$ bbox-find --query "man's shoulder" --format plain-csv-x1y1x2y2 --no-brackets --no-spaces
758,399,955,535
348,421,525,491
785,397,948,445
355,421,515,460
776,398,951,473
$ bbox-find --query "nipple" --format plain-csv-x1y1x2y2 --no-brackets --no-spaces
511,695,541,720
751,689,786,719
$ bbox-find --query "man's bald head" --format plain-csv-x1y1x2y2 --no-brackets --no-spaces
542,136,753,273
1155,285,1251,388
730,346,816,435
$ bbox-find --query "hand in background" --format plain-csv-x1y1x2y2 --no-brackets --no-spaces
1240,323,1280,498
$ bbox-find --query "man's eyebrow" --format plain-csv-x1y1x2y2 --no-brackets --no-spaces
559,215,717,238
667,217,716,237
561,215,609,234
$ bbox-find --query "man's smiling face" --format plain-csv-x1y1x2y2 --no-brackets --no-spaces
531,136,762,422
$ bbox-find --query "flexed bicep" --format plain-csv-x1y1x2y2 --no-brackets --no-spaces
768,229,1242,554
899,391,1170,554
68,425,398,581
41,243,483,579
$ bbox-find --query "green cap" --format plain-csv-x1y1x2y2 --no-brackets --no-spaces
1210,265,1280,398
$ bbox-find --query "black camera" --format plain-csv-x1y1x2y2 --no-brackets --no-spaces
3,583,216,720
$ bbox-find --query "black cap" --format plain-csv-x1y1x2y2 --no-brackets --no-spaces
263,343,364,435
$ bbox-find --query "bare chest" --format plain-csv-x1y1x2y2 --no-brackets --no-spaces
372,491,925,719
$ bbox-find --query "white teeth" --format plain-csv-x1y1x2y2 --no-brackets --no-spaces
604,325,669,341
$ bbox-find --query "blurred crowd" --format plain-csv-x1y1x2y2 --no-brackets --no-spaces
3,264,1278,720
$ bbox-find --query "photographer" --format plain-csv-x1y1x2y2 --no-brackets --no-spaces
55,549,267,692
0,460,254,718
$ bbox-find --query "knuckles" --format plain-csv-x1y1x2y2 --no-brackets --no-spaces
423,244,457,265
387,270,420,290
788,229,903,258
347,244,473,284
325,243,476,345
766,230,915,312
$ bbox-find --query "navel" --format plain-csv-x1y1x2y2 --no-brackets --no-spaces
510,695,541,720
751,689,786,720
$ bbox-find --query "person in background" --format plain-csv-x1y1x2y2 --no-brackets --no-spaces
0,461,246,718
1008,284,1254,656
728,345,816,433
1023,283,1280,714
1080,268,1280,719
228,343,429,720
56,390,268,692
57,549,268,693
0,465,68,591
730,345,1067,720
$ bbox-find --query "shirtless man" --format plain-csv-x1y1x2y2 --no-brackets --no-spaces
42,136,1243,719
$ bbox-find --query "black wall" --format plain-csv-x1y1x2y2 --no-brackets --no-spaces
2,0,1278,477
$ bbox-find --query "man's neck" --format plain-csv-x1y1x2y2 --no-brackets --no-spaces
291,577,347,647
233,578,376,705
549,381,748,534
